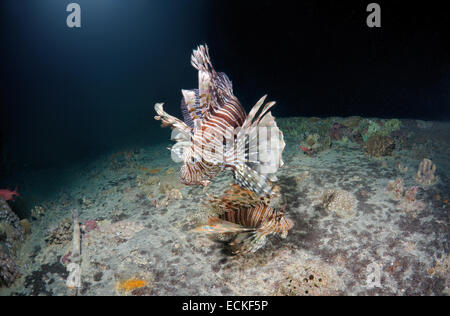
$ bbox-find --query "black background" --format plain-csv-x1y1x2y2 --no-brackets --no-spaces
1,0,449,170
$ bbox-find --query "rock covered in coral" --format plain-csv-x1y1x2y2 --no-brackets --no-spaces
0,198,24,256
45,218,73,245
416,158,438,186
318,189,357,218
300,133,331,155
0,250,20,287
19,219,32,234
0,198,21,228
364,135,395,157
329,123,345,141
274,260,343,296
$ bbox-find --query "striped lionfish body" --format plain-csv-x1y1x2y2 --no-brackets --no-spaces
154,45,285,195
193,184,294,254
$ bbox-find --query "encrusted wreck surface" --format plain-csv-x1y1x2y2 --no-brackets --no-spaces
0,118,448,295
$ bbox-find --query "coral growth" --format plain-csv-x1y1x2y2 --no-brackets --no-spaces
342,116,363,130
387,178,405,200
274,261,342,296
0,198,24,256
364,135,395,157
158,188,183,207
318,189,357,218
300,133,331,156
361,119,401,143
416,158,438,186
329,123,344,141
387,178,426,214
45,218,73,245
0,251,20,287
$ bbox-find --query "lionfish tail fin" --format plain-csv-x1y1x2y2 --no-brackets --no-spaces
191,217,255,234
228,231,267,254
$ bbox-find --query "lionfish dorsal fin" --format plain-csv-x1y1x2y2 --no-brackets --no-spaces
191,45,216,113
181,89,205,128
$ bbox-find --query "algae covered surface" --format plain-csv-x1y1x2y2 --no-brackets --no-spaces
0,117,449,296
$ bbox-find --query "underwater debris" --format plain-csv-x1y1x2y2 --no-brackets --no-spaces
193,184,293,254
364,135,395,157
65,209,81,291
0,250,20,287
416,158,438,186
154,44,285,196
317,189,357,218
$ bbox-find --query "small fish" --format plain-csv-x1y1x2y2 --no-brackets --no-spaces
0,187,20,201
154,45,285,196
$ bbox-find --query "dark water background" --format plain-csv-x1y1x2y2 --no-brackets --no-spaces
1,0,449,172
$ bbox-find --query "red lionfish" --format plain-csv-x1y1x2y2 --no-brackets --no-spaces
193,184,294,254
154,45,285,196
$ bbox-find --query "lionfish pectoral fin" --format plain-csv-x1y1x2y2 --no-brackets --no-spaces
233,164,273,196
228,95,286,196
228,231,267,255
154,103,192,134
191,217,255,234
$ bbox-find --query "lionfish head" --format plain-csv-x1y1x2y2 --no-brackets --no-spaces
274,204,294,232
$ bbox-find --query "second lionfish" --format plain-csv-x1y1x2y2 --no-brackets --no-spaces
193,184,294,254
154,45,285,195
